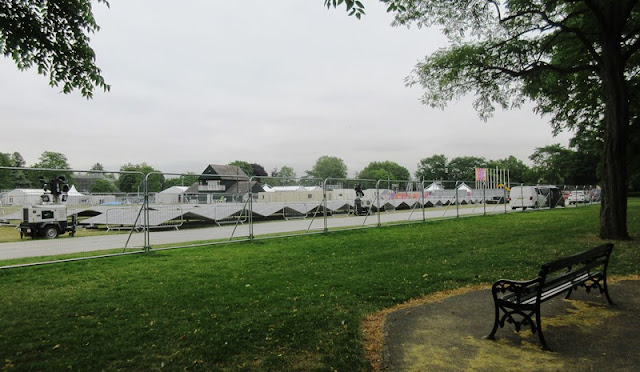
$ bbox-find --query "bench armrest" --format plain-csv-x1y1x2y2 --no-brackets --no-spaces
491,277,541,303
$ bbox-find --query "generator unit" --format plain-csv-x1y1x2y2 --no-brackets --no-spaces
19,204,76,239
18,175,76,239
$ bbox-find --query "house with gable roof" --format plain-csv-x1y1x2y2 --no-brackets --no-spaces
185,164,264,203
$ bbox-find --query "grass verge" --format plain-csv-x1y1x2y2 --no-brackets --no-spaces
0,200,638,371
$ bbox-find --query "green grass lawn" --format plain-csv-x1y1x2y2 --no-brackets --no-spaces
1,200,639,371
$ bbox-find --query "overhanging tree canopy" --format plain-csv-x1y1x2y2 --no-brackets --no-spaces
327,0,639,239
0,0,110,98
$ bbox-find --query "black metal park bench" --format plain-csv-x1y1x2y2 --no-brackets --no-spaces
487,243,614,350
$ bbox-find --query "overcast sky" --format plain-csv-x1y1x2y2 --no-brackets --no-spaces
0,1,573,178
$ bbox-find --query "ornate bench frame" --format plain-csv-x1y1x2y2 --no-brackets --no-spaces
487,243,614,350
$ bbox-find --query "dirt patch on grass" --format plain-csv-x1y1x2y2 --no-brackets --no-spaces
362,275,640,371
361,284,488,371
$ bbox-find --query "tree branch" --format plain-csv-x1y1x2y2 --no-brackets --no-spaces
623,35,640,61
479,61,595,78
498,5,602,64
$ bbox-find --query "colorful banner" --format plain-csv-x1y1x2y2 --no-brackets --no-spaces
475,168,486,182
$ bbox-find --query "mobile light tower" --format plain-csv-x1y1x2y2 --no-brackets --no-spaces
18,175,77,239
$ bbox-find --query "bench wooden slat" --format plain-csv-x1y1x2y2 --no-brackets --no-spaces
502,271,594,305
542,243,612,273
542,263,602,291
527,272,591,304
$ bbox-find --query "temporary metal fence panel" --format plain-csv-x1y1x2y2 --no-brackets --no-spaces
483,186,509,215
186,203,247,225
104,207,144,231
0,165,603,269
321,178,382,231
145,172,252,250
252,203,287,218
249,176,326,238
0,167,146,266
147,206,185,229
507,183,601,212
375,180,425,224
563,185,601,206
422,181,459,219
83,205,183,230
282,202,322,221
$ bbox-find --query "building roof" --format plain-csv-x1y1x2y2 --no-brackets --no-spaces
185,183,199,194
159,186,189,194
226,181,264,194
199,164,249,181
9,189,45,195
264,186,322,192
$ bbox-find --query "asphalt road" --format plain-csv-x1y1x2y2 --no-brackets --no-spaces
0,204,510,261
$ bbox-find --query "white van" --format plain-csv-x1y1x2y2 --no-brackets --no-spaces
508,186,548,210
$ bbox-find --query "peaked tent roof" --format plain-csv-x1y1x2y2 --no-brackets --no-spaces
456,182,472,191
68,185,83,195
425,182,444,191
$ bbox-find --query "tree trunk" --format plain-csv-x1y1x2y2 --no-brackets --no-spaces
598,17,629,240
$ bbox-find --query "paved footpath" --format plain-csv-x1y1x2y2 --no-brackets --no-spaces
380,279,640,371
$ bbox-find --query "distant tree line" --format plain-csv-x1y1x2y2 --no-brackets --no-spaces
414,144,600,186
1,143,635,194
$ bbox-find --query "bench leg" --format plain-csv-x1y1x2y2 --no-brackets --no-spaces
487,302,500,340
564,287,574,300
535,306,551,351
602,279,615,305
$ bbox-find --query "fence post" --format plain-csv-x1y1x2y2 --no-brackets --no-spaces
249,176,254,241
576,185,578,208
503,184,508,214
143,172,151,254
421,179,426,222
455,180,460,218
376,180,382,227
323,178,328,233
483,181,487,216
